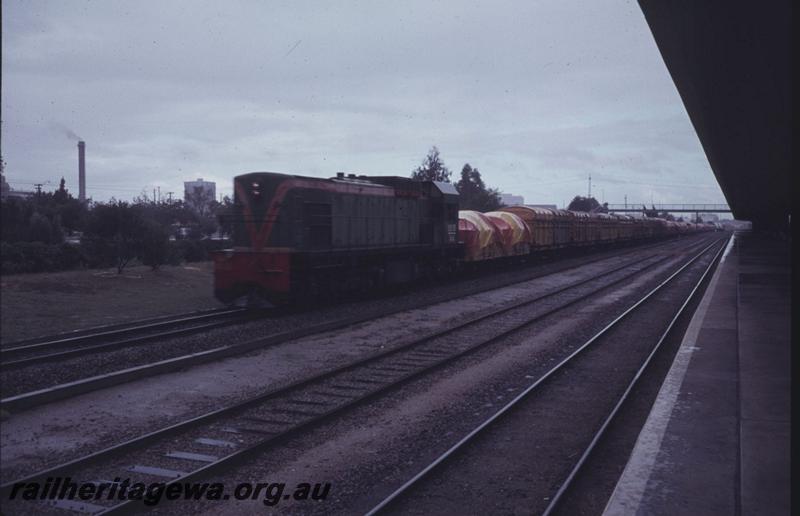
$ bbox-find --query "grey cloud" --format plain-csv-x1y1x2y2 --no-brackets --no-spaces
2,0,726,208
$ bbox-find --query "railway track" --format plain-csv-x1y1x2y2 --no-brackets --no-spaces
2,307,238,348
365,234,730,515
0,238,704,411
0,235,711,412
0,235,723,514
0,308,255,370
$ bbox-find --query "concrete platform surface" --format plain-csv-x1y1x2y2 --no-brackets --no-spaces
603,232,790,516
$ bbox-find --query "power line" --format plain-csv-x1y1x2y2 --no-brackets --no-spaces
7,180,146,192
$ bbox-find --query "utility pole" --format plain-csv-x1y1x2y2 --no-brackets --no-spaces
167,191,174,203
588,174,592,198
157,186,161,203
34,183,43,195
624,194,627,210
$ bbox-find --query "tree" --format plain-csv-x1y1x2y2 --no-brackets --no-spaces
567,196,601,212
53,177,69,203
215,195,234,239
455,164,502,212
186,186,215,217
411,146,451,182
82,201,145,274
139,219,170,270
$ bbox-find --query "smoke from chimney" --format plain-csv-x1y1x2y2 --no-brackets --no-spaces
54,123,82,141
78,141,86,202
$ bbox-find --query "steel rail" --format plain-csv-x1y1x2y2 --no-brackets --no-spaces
540,233,732,516
1,307,234,349
94,238,721,515
0,308,247,360
0,311,257,370
363,236,727,516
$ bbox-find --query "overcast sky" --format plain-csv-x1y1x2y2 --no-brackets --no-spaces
2,0,727,208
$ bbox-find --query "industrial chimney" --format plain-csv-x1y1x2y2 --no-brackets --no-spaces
78,141,86,202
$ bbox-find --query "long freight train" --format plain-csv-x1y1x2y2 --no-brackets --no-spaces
212,172,711,305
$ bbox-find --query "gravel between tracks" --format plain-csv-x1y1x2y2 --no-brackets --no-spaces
0,237,711,484
141,238,721,516
0,237,704,398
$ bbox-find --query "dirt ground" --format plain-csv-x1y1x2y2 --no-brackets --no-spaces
0,262,223,343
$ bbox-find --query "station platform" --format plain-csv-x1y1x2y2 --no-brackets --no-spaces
603,232,790,516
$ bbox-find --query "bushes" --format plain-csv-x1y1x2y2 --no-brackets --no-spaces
2,194,79,244
1,196,231,275
1,239,232,275
0,242,25,274
2,198,230,274
1,242,85,274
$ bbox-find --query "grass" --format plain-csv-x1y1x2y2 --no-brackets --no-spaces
0,262,223,343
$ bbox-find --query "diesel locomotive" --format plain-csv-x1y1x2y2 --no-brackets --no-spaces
212,172,462,304
213,171,710,305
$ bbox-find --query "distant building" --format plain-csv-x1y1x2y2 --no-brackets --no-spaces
526,204,558,210
1,174,34,200
3,190,35,200
184,178,216,215
499,193,525,206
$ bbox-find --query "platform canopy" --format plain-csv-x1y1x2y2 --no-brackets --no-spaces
638,1,791,230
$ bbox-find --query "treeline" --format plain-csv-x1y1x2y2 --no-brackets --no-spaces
4,148,508,274
411,146,504,212
1,178,234,275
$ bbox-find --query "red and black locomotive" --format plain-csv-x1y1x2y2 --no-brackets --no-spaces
212,172,461,304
